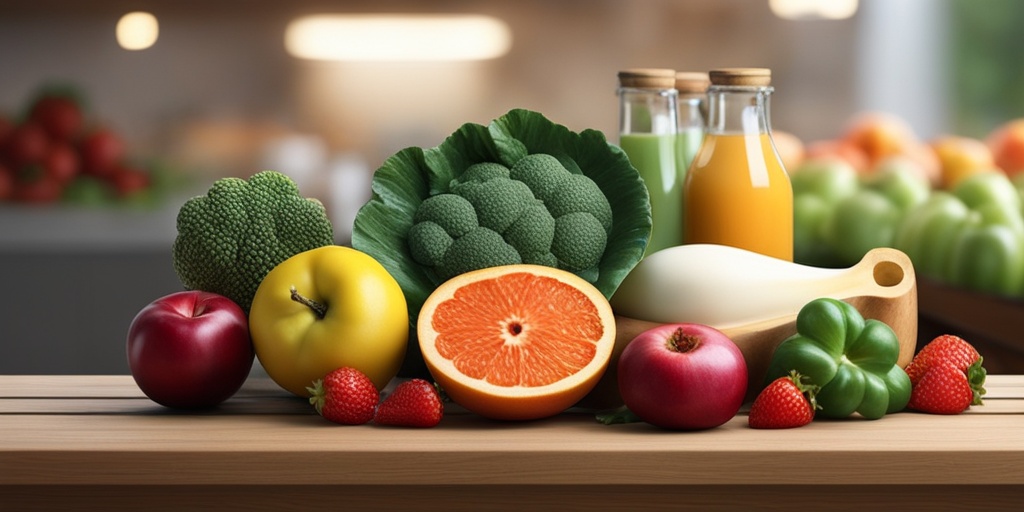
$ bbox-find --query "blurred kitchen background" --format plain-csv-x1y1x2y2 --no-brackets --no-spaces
2,0,1023,374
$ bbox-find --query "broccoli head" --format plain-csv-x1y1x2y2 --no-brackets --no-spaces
172,170,334,312
406,153,613,283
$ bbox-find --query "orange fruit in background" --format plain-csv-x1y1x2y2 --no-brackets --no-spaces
771,130,806,170
902,141,942,188
805,139,871,173
986,118,1024,176
931,135,997,189
417,264,616,421
842,111,919,166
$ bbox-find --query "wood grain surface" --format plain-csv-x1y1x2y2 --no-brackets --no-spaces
2,375,1023,510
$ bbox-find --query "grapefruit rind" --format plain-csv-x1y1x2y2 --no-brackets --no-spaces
417,264,616,420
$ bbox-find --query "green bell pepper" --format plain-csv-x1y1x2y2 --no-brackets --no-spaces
894,171,1024,297
792,157,930,267
763,298,911,420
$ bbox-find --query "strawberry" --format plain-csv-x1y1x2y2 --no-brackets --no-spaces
904,334,986,411
306,367,380,425
748,371,820,429
374,379,444,428
907,362,979,415
905,334,982,385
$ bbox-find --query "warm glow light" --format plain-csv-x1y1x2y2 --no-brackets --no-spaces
116,11,159,50
769,0,858,20
285,14,512,62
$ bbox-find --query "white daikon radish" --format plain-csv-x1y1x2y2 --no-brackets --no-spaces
610,244,911,329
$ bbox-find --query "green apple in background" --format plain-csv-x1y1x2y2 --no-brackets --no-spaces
790,156,860,205
948,223,1024,296
790,157,859,267
794,194,838,267
809,155,930,267
862,156,931,212
825,189,903,266
1013,173,1024,207
792,154,937,268
953,170,1023,230
894,171,1024,298
893,193,970,279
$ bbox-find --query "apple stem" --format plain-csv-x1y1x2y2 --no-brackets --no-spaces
666,327,700,353
290,286,327,319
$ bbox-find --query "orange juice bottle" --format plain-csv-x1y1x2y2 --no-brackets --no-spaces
683,68,793,261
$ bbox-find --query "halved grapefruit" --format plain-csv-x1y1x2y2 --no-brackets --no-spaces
417,264,616,420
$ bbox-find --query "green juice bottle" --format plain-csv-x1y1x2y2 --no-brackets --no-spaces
617,68,682,256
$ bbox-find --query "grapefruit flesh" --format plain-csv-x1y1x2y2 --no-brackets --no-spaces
418,264,616,420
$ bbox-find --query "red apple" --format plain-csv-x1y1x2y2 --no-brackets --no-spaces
127,291,254,409
617,323,747,430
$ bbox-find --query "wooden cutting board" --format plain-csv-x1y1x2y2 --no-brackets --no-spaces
582,248,918,407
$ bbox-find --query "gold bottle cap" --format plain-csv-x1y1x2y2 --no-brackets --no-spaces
708,68,772,87
674,72,710,94
618,68,676,89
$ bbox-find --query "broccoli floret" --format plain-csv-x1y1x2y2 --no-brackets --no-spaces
522,251,560,267
414,193,477,238
504,201,555,259
172,170,334,312
510,152,613,232
407,222,453,267
436,227,521,281
459,161,511,183
451,177,535,234
552,211,607,271
510,153,572,203
547,174,613,233
407,153,614,284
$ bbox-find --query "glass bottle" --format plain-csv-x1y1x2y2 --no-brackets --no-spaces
683,68,794,261
617,68,682,256
674,71,709,173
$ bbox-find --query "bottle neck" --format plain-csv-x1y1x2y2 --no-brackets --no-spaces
706,85,773,136
678,95,706,131
618,87,678,136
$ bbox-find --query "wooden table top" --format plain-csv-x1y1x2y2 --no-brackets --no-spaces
3,374,1024,489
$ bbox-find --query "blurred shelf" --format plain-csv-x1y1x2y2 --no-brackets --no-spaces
917,277,1024,374
0,201,185,253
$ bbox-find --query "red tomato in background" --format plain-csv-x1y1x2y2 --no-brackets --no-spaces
0,115,13,145
111,165,150,197
4,122,49,168
29,95,83,142
13,174,63,203
0,163,14,200
42,142,81,183
79,128,124,178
